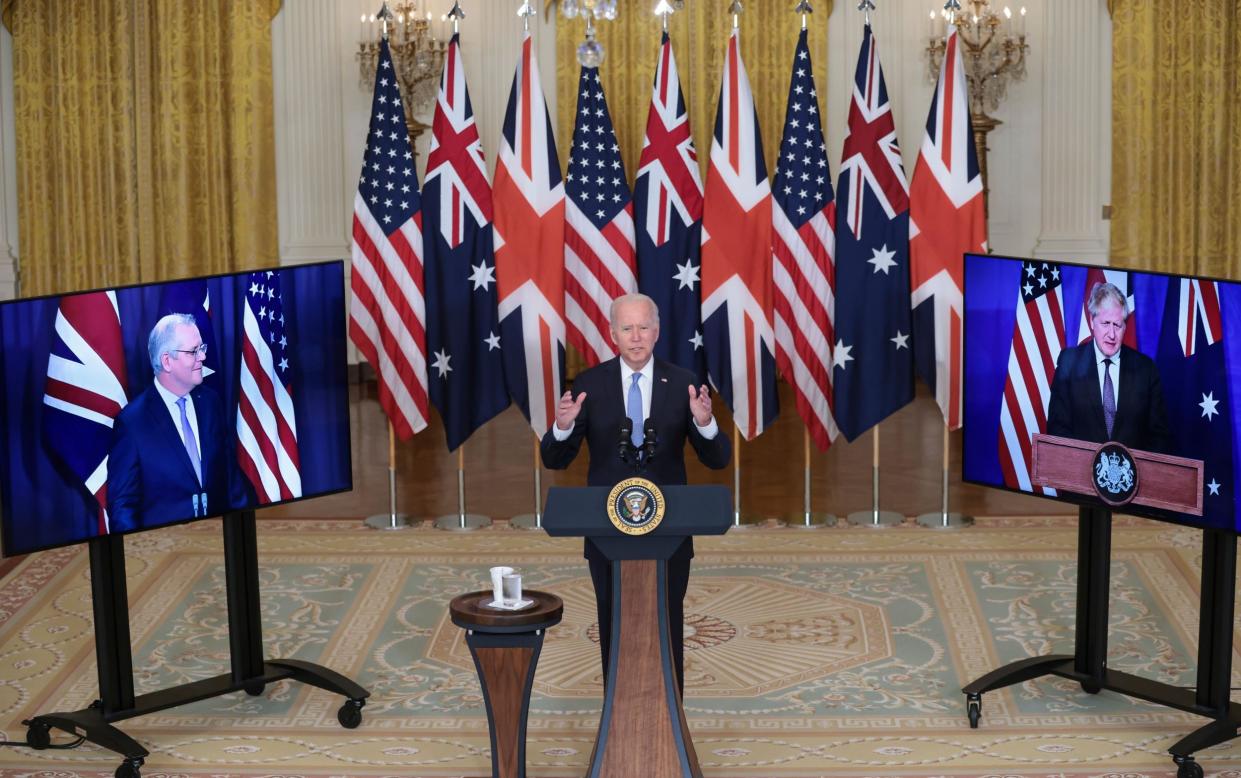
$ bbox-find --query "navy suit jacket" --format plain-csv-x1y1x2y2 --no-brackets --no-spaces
540,357,731,560
1046,342,1171,454
107,383,251,533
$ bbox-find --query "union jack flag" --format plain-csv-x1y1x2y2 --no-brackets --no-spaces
564,67,637,367
701,26,778,440
998,261,1066,494
42,291,129,534
635,31,706,384
832,22,914,442
237,270,301,503
909,24,987,430
771,29,837,452
494,30,565,438
350,38,429,441
423,33,509,450
1076,268,1137,349
1175,278,1222,356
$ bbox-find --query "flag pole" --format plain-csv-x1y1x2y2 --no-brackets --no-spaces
917,423,973,528
847,423,903,527
732,425,744,526
510,435,545,531
789,427,835,528
363,420,414,529
434,442,492,530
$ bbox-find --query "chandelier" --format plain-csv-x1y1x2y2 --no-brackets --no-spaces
357,1,447,144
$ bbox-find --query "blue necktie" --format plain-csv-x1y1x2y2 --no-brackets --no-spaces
627,372,644,447
177,396,203,486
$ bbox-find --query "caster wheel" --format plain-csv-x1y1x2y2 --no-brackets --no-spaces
1174,757,1204,778
25,722,50,750
115,758,143,778
966,695,981,729
245,683,265,697
337,699,364,729
1080,680,1101,694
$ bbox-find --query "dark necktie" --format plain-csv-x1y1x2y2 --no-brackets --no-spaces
1102,358,1116,439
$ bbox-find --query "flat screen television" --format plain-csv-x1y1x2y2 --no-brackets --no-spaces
963,253,1241,533
0,261,352,557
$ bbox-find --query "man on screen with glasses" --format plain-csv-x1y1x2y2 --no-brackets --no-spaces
107,313,250,532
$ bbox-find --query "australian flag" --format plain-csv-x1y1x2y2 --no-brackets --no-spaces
158,279,219,389
1157,278,1232,529
831,22,914,441
634,31,706,384
422,33,510,451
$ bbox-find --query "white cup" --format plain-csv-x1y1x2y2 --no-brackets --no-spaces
490,566,513,604
502,573,522,604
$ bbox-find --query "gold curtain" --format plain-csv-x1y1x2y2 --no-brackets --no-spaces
555,2,831,186
1110,1,1241,277
1,0,281,297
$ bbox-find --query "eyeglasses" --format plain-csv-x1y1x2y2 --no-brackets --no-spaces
173,344,208,358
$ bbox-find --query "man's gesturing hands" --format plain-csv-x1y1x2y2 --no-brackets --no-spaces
689,384,713,427
555,390,587,431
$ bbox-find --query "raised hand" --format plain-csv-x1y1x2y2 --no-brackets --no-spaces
555,390,587,430
688,384,713,426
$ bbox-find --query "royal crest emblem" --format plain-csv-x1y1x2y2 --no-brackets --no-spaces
1092,443,1138,505
607,478,666,536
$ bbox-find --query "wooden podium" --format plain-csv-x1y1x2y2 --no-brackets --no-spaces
1031,433,1203,513
543,484,731,778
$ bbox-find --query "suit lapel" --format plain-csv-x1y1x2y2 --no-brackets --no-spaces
1080,346,1108,439
1114,348,1139,437
147,385,202,486
650,360,669,424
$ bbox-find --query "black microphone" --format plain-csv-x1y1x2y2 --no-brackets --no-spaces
618,417,634,463
642,418,658,463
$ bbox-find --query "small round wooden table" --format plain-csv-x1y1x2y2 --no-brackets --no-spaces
449,589,563,778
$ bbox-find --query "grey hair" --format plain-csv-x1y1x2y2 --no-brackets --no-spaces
1086,282,1128,320
148,313,197,372
609,293,660,327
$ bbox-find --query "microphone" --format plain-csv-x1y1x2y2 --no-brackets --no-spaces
618,417,634,463
192,493,200,518
642,418,658,463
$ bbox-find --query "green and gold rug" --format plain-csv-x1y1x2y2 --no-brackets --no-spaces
1,517,1239,777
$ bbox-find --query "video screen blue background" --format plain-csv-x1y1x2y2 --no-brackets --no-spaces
0,262,351,556
964,254,1241,533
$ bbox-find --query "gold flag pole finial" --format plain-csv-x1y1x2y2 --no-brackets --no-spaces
795,0,813,29
729,0,743,29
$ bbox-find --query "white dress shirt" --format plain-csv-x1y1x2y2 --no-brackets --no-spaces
552,358,719,440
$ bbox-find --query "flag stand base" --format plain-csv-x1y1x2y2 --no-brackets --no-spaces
434,514,492,531
846,510,904,528
363,513,415,530
509,513,544,531
786,512,837,529
728,514,778,530
915,511,974,529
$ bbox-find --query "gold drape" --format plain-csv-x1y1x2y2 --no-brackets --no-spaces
1110,1,1241,277
1,0,281,297
556,2,830,185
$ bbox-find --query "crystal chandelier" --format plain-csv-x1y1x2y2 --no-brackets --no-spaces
357,1,447,144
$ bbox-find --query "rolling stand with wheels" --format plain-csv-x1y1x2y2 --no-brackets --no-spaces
962,507,1240,778
21,511,369,778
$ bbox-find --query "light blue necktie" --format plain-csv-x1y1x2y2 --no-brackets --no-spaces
177,396,203,486
627,372,644,447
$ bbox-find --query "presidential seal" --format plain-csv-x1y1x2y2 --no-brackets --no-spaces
607,477,666,536
1092,442,1138,506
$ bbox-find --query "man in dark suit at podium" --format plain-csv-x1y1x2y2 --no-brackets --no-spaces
107,314,250,532
541,293,731,696
1047,282,1171,453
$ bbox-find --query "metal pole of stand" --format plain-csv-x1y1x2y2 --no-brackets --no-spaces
364,422,414,529
917,424,973,528
847,424,903,527
511,436,544,531
435,444,492,530
790,428,835,528
732,426,743,527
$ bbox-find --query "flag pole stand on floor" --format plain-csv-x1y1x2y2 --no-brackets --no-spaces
847,424,903,527
917,424,973,529
510,436,544,531
363,421,414,530
730,427,770,529
789,428,835,528
434,444,492,531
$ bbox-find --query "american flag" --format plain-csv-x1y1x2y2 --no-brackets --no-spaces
635,31,706,384
909,25,987,430
1076,268,1137,349
42,291,128,533
423,33,509,450
349,38,429,441
832,22,915,442
771,28,837,452
998,261,1066,494
237,270,302,503
563,66,637,367
701,26,778,441
494,29,565,438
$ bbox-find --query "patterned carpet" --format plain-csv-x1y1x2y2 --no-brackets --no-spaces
1,517,1240,777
